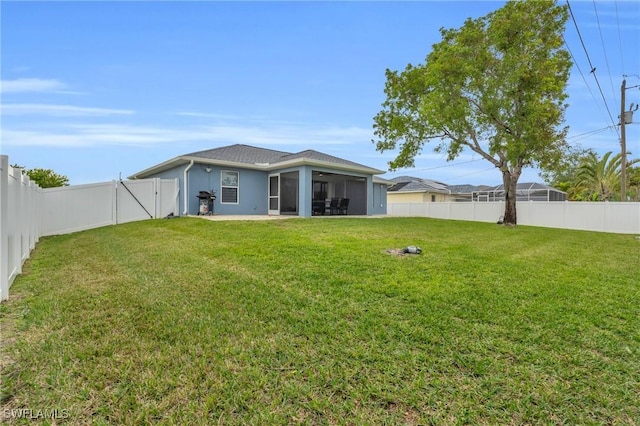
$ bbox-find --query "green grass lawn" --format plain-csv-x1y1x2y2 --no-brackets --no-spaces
1,217,639,425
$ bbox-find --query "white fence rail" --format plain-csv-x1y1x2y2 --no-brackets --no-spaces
42,181,115,236
388,201,640,234
42,179,179,236
1,154,179,301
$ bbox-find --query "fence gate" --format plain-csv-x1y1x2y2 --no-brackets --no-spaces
116,179,180,224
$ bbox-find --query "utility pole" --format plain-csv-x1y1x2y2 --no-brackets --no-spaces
621,78,626,201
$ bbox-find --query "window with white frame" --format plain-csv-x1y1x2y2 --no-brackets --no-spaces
221,170,239,204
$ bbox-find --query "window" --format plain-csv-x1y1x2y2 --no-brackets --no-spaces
221,170,239,204
431,194,436,202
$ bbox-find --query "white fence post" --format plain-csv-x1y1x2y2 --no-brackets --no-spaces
11,166,22,278
111,180,117,226
0,156,8,301
154,178,160,219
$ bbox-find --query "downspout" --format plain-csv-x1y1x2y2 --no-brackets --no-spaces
183,160,194,215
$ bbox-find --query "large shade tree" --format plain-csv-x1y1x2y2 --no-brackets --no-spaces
373,0,572,225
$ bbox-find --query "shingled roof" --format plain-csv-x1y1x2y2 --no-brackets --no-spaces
448,184,483,194
185,144,291,165
130,144,384,179
184,145,377,169
276,149,376,169
388,176,451,193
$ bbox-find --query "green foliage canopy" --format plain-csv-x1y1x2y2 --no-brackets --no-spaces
574,151,640,201
374,0,571,171
373,0,572,224
24,168,69,188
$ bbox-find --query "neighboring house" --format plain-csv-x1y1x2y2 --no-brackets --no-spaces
387,176,457,203
129,144,390,217
387,176,566,203
447,184,490,202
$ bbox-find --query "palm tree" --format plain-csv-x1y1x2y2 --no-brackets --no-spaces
574,151,640,201
628,165,640,201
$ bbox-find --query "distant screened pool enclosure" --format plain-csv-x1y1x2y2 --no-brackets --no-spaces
472,182,567,202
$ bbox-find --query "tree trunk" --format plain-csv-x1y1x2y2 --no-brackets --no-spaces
502,171,519,226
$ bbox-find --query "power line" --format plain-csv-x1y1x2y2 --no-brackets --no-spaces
592,0,618,108
567,125,612,140
562,35,602,117
446,167,496,182
571,126,616,144
386,157,505,184
567,1,597,73
385,157,484,177
566,0,621,139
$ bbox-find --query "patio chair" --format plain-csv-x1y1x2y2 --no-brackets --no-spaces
312,200,325,216
338,198,349,215
329,198,340,215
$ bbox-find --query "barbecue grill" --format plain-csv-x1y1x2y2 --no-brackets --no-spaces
196,190,216,215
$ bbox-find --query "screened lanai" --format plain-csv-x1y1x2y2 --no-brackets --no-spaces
472,182,567,202
311,171,367,215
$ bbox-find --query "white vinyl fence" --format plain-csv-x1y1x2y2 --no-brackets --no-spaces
0,156,42,302
1,154,179,301
42,178,179,236
388,201,640,234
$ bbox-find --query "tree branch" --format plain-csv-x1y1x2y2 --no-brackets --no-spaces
463,96,513,135
466,126,501,168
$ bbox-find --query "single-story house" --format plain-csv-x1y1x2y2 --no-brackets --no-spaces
387,176,458,203
387,176,566,203
129,144,391,217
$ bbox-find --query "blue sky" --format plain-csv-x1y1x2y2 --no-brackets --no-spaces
1,1,639,186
